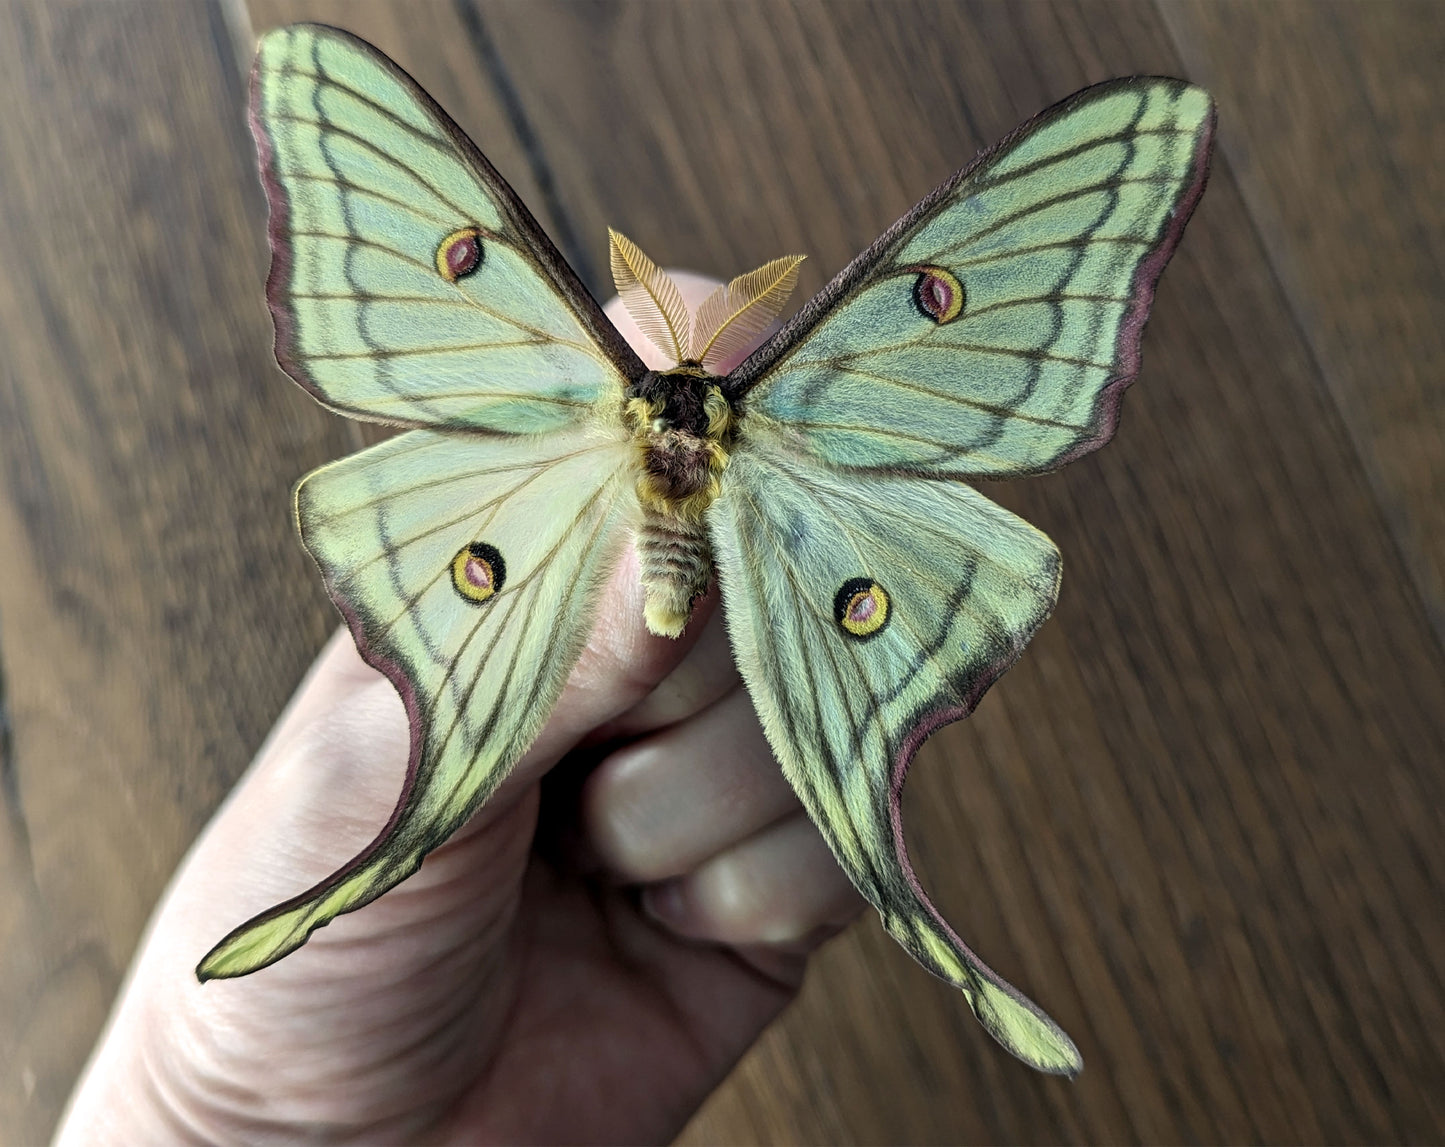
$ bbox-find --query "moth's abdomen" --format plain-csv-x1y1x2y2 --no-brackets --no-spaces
637,508,713,637
625,368,734,635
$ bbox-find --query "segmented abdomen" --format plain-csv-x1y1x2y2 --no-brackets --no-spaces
637,508,713,637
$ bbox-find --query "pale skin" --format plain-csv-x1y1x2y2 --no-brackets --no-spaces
55,277,864,1145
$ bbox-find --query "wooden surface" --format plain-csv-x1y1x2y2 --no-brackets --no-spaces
1,1,1441,1142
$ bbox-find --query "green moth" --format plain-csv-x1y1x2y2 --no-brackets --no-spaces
201,23,1214,1078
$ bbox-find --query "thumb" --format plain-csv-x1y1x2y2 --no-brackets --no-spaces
182,273,733,977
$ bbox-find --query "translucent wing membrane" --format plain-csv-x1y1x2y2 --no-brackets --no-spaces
200,426,635,977
734,78,1215,477
709,437,1077,1073
252,25,641,433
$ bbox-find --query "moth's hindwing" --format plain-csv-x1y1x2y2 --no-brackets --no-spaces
708,442,1079,1074
200,427,637,978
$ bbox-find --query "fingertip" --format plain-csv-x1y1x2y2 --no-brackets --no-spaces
574,545,717,685
598,604,738,738
604,271,725,370
637,815,865,949
521,552,718,771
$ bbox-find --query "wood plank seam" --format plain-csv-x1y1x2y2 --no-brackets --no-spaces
452,0,599,291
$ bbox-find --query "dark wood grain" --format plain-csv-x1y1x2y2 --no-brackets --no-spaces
1162,1,1445,643
0,4,349,1142
3,1,1442,1142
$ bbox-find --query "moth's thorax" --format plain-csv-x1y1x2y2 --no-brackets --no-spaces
625,365,735,522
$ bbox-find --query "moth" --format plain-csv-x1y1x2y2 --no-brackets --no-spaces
201,23,1214,1077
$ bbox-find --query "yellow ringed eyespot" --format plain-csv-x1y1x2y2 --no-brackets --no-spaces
451,542,505,603
834,577,891,639
437,227,484,281
910,265,964,324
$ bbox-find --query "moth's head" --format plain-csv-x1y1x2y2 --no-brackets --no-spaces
625,371,735,523
630,365,720,437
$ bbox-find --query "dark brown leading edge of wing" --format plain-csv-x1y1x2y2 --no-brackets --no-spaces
723,76,1218,473
248,23,648,416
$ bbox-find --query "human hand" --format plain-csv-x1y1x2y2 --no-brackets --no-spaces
56,275,863,1145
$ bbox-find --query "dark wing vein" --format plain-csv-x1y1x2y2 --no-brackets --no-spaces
286,229,603,353
960,292,1131,320
828,341,1112,371
338,456,579,601
287,228,434,271
946,235,1151,270
302,340,550,362
279,171,460,230
730,506,878,884
358,390,589,408
432,498,615,825
267,111,477,221
308,444,607,526
271,63,451,151
291,291,506,308
423,485,612,792
964,124,1189,194
925,175,1182,262
818,362,1088,431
